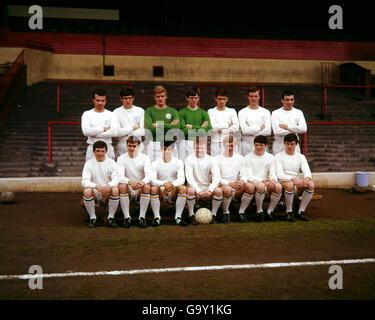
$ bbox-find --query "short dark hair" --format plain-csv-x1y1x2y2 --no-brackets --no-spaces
247,86,261,95
93,140,107,151
281,90,294,100
127,136,141,145
162,140,176,149
186,87,199,97
120,87,134,97
284,133,299,143
92,89,107,99
215,88,229,98
254,135,268,145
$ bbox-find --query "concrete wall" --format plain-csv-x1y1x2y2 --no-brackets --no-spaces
2,46,375,86
1,172,374,192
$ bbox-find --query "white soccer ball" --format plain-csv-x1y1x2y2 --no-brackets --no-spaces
1,191,15,204
195,208,213,224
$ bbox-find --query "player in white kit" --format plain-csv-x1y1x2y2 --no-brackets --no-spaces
271,90,307,155
81,141,120,228
113,87,145,157
242,135,282,222
185,137,223,224
238,86,271,156
215,135,246,223
207,88,240,157
117,136,153,228
275,133,314,222
150,141,188,227
81,89,119,162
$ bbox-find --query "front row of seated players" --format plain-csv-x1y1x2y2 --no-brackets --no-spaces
81,133,314,228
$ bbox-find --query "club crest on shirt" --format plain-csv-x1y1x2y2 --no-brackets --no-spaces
104,120,110,127
265,164,270,171
137,165,143,173
165,113,171,120
170,169,178,179
105,170,111,177
204,167,210,175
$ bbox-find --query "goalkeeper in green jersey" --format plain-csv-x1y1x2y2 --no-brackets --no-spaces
144,85,180,162
178,87,211,162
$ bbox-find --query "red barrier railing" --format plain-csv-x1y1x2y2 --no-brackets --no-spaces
48,121,81,163
302,121,375,158
196,82,265,107
322,84,375,116
0,50,24,103
56,80,132,113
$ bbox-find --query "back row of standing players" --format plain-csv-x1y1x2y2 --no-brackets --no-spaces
81,85,314,228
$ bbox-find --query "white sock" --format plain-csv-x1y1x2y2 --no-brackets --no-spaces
299,189,314,213
267,191,282,214
255,191,265,213
175,193,187,219
239,192,254,214
108,196,119,219
187,196,196,217
139,193,150,219
83,196,96,220
150,194,161,219
211,196,223,216
285,191,294,212
222,196,232,214
120,193,130,219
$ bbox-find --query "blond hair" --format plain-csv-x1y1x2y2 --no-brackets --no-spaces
153,85,167,95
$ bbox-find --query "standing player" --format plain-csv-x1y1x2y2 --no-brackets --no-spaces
117,136,153,228
207,88,240,157
271,90,307,155
113,87,145,157
242,135,282,222
185,137,223,224
178,87,211,162
275,133,314,222
215,135,246,223
150,141,187,227
81,140,120,228
238,86,271,156
144,85,180,162
81,89,119,162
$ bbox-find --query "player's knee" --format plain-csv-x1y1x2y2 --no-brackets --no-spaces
213,188,223,197
275,183,282,194
244,182,255,193
256,183,266,193
111,187,119,197
151,186,159,195
187,187,196,197
83,188,93,198
221,186,232,198
118,183,128,193
308,181,315,191
283,182,294,192
142,184,151,193
177,185,186,194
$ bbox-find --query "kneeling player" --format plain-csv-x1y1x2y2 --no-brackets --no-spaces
275,133,314,222
185,137,223,224
242,135,282,222
117,136,153,228
81,140,120,228
215,135,247,223
150,140,187,226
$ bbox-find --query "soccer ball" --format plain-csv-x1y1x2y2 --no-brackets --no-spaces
1,191,15,204
195,208,212,224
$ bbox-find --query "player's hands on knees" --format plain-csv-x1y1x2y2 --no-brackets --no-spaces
291,178,304,188
229,182,241,190
198,190,211,201
164,182,174,193
129,181,139,190
264,179,276,192
303,177,312,188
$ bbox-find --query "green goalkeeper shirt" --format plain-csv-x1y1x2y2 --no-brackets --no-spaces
179,106,211,140
144,105,180,142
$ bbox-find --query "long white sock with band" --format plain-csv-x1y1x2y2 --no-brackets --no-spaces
83,196,96,220
139,193,150,219
285,191,294,212
119,193,130,219
211,197,223,216
255,191,265,213
187,196,196,217
299,189,314,213
267,192,282,214
175,193,187,219
108,196,119,219
222,196,232,214
239,192,254,214
150,194,161,219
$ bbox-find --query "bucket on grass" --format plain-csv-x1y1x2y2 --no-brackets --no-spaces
356,171,370,188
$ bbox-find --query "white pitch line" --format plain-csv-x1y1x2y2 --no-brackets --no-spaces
1,258,375,280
